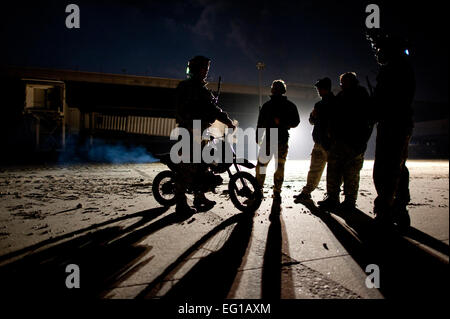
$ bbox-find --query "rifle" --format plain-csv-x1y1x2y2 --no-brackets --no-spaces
215,76,222,104
365,75,378,127
366,75,374,97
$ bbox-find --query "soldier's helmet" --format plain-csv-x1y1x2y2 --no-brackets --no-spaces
186,55,211,78
366,29,410,65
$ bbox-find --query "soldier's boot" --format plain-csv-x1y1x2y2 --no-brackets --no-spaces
193,192,216,210
339,197,357,212
294,191,312,203
391,200,411,232
318,194,340,212
176,196,197,215
373,201,395,230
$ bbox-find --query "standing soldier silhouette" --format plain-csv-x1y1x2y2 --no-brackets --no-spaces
294,77,335,203
255,79,300,202
174,56,235,215
367,31,415,229
318,72,373,211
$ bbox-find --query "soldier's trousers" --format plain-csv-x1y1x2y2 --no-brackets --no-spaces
174,163,199,204
373,127,411,213
256,142,289,194
173,135,207,205
326,143,364,203
302,143,328,194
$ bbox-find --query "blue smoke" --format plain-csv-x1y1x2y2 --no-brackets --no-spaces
58,136,157,164
87,140,156,164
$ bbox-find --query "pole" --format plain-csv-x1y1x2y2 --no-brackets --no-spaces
256,62,265,111
258,69,262,109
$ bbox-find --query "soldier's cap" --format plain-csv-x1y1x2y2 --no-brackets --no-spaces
314,77,332,90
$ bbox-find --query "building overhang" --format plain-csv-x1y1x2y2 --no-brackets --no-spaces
1,66,317,100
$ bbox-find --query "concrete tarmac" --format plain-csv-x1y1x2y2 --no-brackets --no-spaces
0,160,448,300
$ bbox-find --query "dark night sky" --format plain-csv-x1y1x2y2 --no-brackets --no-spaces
1,0,448,103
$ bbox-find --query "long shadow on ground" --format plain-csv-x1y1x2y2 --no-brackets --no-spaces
261,199,296,299
299,200,449,300
0,207,168,264
0,206,204,300
261,200,283,298
136,212,255,300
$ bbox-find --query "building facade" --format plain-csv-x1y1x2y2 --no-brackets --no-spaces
0,66,447,161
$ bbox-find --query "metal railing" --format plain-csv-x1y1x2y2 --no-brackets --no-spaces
94,114,176,137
